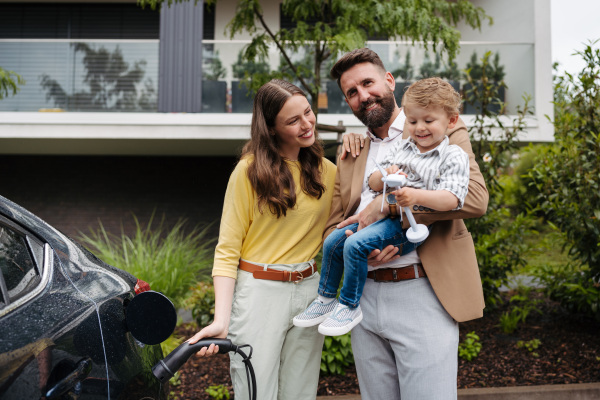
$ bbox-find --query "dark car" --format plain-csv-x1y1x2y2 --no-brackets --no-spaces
0,195,176,400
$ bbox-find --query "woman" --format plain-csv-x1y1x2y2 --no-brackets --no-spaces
188,79,337,400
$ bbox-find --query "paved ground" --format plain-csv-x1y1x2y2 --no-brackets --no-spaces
316,383,600,400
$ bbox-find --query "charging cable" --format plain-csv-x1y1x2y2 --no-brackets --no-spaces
152,338,256,400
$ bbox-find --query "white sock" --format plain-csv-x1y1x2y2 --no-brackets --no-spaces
318,295,335,304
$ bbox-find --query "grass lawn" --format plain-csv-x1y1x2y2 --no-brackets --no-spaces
506,223,571,288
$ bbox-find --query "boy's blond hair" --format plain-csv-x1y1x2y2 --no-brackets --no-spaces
402,77,462,116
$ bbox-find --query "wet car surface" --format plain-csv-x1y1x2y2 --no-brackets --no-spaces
0,195,174,399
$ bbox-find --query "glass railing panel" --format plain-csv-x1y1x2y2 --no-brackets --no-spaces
366,42,535,115
0,40,159,112
202,41,535,115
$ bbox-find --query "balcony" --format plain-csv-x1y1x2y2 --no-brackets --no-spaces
0,39,550,155
1,39,536,115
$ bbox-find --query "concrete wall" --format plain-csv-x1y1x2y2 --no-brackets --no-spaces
0,155,238,240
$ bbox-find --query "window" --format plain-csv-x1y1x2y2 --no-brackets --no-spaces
203,2,216,40
0,3,160,112
0,3,159,39
279,5,386,40
0,224,41,306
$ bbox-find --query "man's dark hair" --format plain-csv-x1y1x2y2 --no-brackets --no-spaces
330,48,387,91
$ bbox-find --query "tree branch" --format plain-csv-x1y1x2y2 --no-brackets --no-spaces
253,8,312,95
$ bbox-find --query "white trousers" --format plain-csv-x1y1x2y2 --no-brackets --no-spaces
351,277,459,400
227,261,324,400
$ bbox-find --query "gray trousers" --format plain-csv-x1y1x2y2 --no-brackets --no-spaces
228,262,324,400
351,276,459,400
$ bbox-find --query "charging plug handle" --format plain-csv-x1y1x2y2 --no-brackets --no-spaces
152,338,235,383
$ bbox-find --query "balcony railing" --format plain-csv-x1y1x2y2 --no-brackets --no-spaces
0,40,535,114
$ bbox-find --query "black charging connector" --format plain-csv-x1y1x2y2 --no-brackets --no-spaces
152,338,256,400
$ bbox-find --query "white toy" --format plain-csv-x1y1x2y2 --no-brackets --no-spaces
373,159,429,243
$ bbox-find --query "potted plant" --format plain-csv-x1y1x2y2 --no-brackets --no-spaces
416,52,461,94
391,51,414,106
462,51,506,114
439,59,462,94
417,52,441,79
202,49,227,113
231,51,270,113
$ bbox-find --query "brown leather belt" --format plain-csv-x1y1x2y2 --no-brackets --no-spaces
367,264,426,282
239,260,316,283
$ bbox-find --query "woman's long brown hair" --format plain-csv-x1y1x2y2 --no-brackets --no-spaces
242,79,325,218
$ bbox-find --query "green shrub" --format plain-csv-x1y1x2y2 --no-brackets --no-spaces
205,384,230,400
527,42,600,319
472,210,536,306
533,262,600,318
320,333,354,375
517,338,541,358
495,145,544,213
511,145,548,214
497,287,542,334
0,67,25,99
458,331,482,361
79,214,215,308
184,281,216,327
498,309,520,335
462,51,537,306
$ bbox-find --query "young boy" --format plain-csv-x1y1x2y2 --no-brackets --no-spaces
293,77,470,336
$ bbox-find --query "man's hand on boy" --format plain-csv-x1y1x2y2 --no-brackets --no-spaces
337,194,387,232
367,245,401,266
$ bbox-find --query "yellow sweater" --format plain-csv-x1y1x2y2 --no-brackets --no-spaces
212,156,337,279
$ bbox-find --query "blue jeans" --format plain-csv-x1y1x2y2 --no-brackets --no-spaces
318,218,423,308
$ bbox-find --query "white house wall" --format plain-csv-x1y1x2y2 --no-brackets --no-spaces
214,0,281,41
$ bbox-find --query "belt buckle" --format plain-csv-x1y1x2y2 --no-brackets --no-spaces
373,270,385,283
293,270,304,284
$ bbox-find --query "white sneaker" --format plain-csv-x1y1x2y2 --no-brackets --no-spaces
293,298,338,327
318,303,363,336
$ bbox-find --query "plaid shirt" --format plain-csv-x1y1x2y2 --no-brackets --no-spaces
373,136,470,209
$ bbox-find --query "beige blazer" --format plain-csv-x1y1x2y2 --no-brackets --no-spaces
323,119,489,322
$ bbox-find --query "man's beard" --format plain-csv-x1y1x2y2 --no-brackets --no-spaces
354,87,396,130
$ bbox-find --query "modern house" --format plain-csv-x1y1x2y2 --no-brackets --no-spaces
0,0,553,238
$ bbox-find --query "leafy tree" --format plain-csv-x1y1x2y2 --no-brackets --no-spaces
41,43,156,111
0,67,24,100
527,41,600,319
138,0,491,114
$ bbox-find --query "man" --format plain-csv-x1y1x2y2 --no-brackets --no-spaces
325,48,488,399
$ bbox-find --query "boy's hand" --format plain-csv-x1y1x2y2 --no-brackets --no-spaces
385,165,400,175
394,187,420,207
